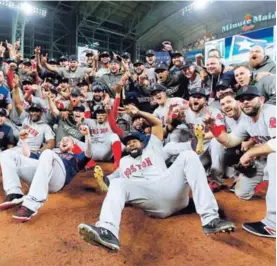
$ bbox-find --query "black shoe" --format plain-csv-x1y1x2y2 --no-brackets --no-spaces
203,218,235,234
78,224,120,252
0,194,24,211
12,206,37,222
242,221,276,238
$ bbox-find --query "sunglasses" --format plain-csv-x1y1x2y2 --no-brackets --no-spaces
238,95,256,102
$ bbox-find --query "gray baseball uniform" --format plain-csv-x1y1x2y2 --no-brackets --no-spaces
224,112,264,200
75,119,120,161
229,104,276,229
184,106,225,185
95,135,219,239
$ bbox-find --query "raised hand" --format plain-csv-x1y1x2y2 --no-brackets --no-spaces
202,108,216,130
5,40,13,50
14,39,21,50
118,104,139,116
0,42,6,57
19,129,29,141
79,125,90,136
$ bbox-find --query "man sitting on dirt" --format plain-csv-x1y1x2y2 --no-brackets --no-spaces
78,104,235,252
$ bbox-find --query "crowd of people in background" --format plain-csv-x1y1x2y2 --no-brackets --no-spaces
0,38,275,252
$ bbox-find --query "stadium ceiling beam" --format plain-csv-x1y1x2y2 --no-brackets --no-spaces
77,2,102,29
91,1,125,34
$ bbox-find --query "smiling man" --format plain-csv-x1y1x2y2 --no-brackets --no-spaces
0,125,92,222
78,104,235,252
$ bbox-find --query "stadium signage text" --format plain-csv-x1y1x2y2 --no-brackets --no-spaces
222,12,276,33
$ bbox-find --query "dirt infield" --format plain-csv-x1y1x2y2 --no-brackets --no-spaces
0,163,275,266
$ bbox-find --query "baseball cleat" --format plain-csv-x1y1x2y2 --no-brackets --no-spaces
0,194,24,211
78,223,120,252
242,221,276,238
203,218,235,234
94,165,108,192
194,124,205,154
12,206,37,222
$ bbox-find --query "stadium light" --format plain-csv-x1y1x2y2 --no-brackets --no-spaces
182,0,214,14
0,0,47,17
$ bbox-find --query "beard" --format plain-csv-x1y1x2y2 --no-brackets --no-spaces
128,148,143,158
242,102,261,117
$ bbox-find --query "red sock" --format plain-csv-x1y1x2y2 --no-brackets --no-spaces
112,141,122,170
85,159,96,170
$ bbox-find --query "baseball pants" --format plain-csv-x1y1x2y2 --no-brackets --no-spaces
75,133,119,161
0,150,66,212
95,150,219,239
234,159,265,200
261,153,276,230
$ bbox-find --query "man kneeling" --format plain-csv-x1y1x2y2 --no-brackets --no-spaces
78,105,235,252
0,125,92,222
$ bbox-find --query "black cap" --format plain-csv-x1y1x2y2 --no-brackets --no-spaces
6,58,17,64
59,56,68,62
71,88,81,96
59,77,69,84
69,55,78,62
145,49,155,56
181,60,194,69
77,79,88,87
23,59,32,66
110,58,120,64
133,59,144,66
48,58,57,65
121,52,130,59
73,105,85,112
123,132,142,145
150,84,167,95
27,103,43,112
22,77,34,85
86,50,94,57
50,87,58,95
216,79,232,91
94,107,106,115
189,87,207,97
99,51,110,58
30,55,36,60
171,50,183,57
45,77,54,84
0,108,8,117
154,63,168,72
235,85,261,100
92,83,105,91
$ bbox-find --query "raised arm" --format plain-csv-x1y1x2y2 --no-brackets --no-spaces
79,125,92,158
119,104,163,141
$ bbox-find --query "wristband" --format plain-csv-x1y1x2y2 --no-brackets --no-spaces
210,125,225,137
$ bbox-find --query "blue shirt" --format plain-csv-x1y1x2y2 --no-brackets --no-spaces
0,84,12,108
30,151,90,185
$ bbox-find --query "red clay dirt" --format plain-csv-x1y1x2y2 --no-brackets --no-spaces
0,163,275,266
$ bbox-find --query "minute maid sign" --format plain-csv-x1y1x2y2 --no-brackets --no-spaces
222,12,276,32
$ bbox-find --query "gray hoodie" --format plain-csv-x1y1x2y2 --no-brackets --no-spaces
255,74,276,105
253,56,276,74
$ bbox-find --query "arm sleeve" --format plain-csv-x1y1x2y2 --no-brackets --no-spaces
5,90,12,105
112,97,120,120
55,67,65,77
260,76,276,105
76,152,91,170
7,127,15,145
266,138,276,152
107,111,124,137
43,125,55,141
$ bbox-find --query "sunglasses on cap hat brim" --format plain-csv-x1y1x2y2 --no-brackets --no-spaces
22,81,33,85
155,69,167,73
28,107,42,112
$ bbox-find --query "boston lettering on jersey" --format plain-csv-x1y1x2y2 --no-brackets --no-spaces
123,157,153,178
23,125,39,137
90,128,109,135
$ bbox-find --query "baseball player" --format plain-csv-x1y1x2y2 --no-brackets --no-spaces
203,85,276,238
219,91,265,199
152,84,190,144
4,102,55,155
0,125,92,222
75,108,122,170
78,104,235,252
